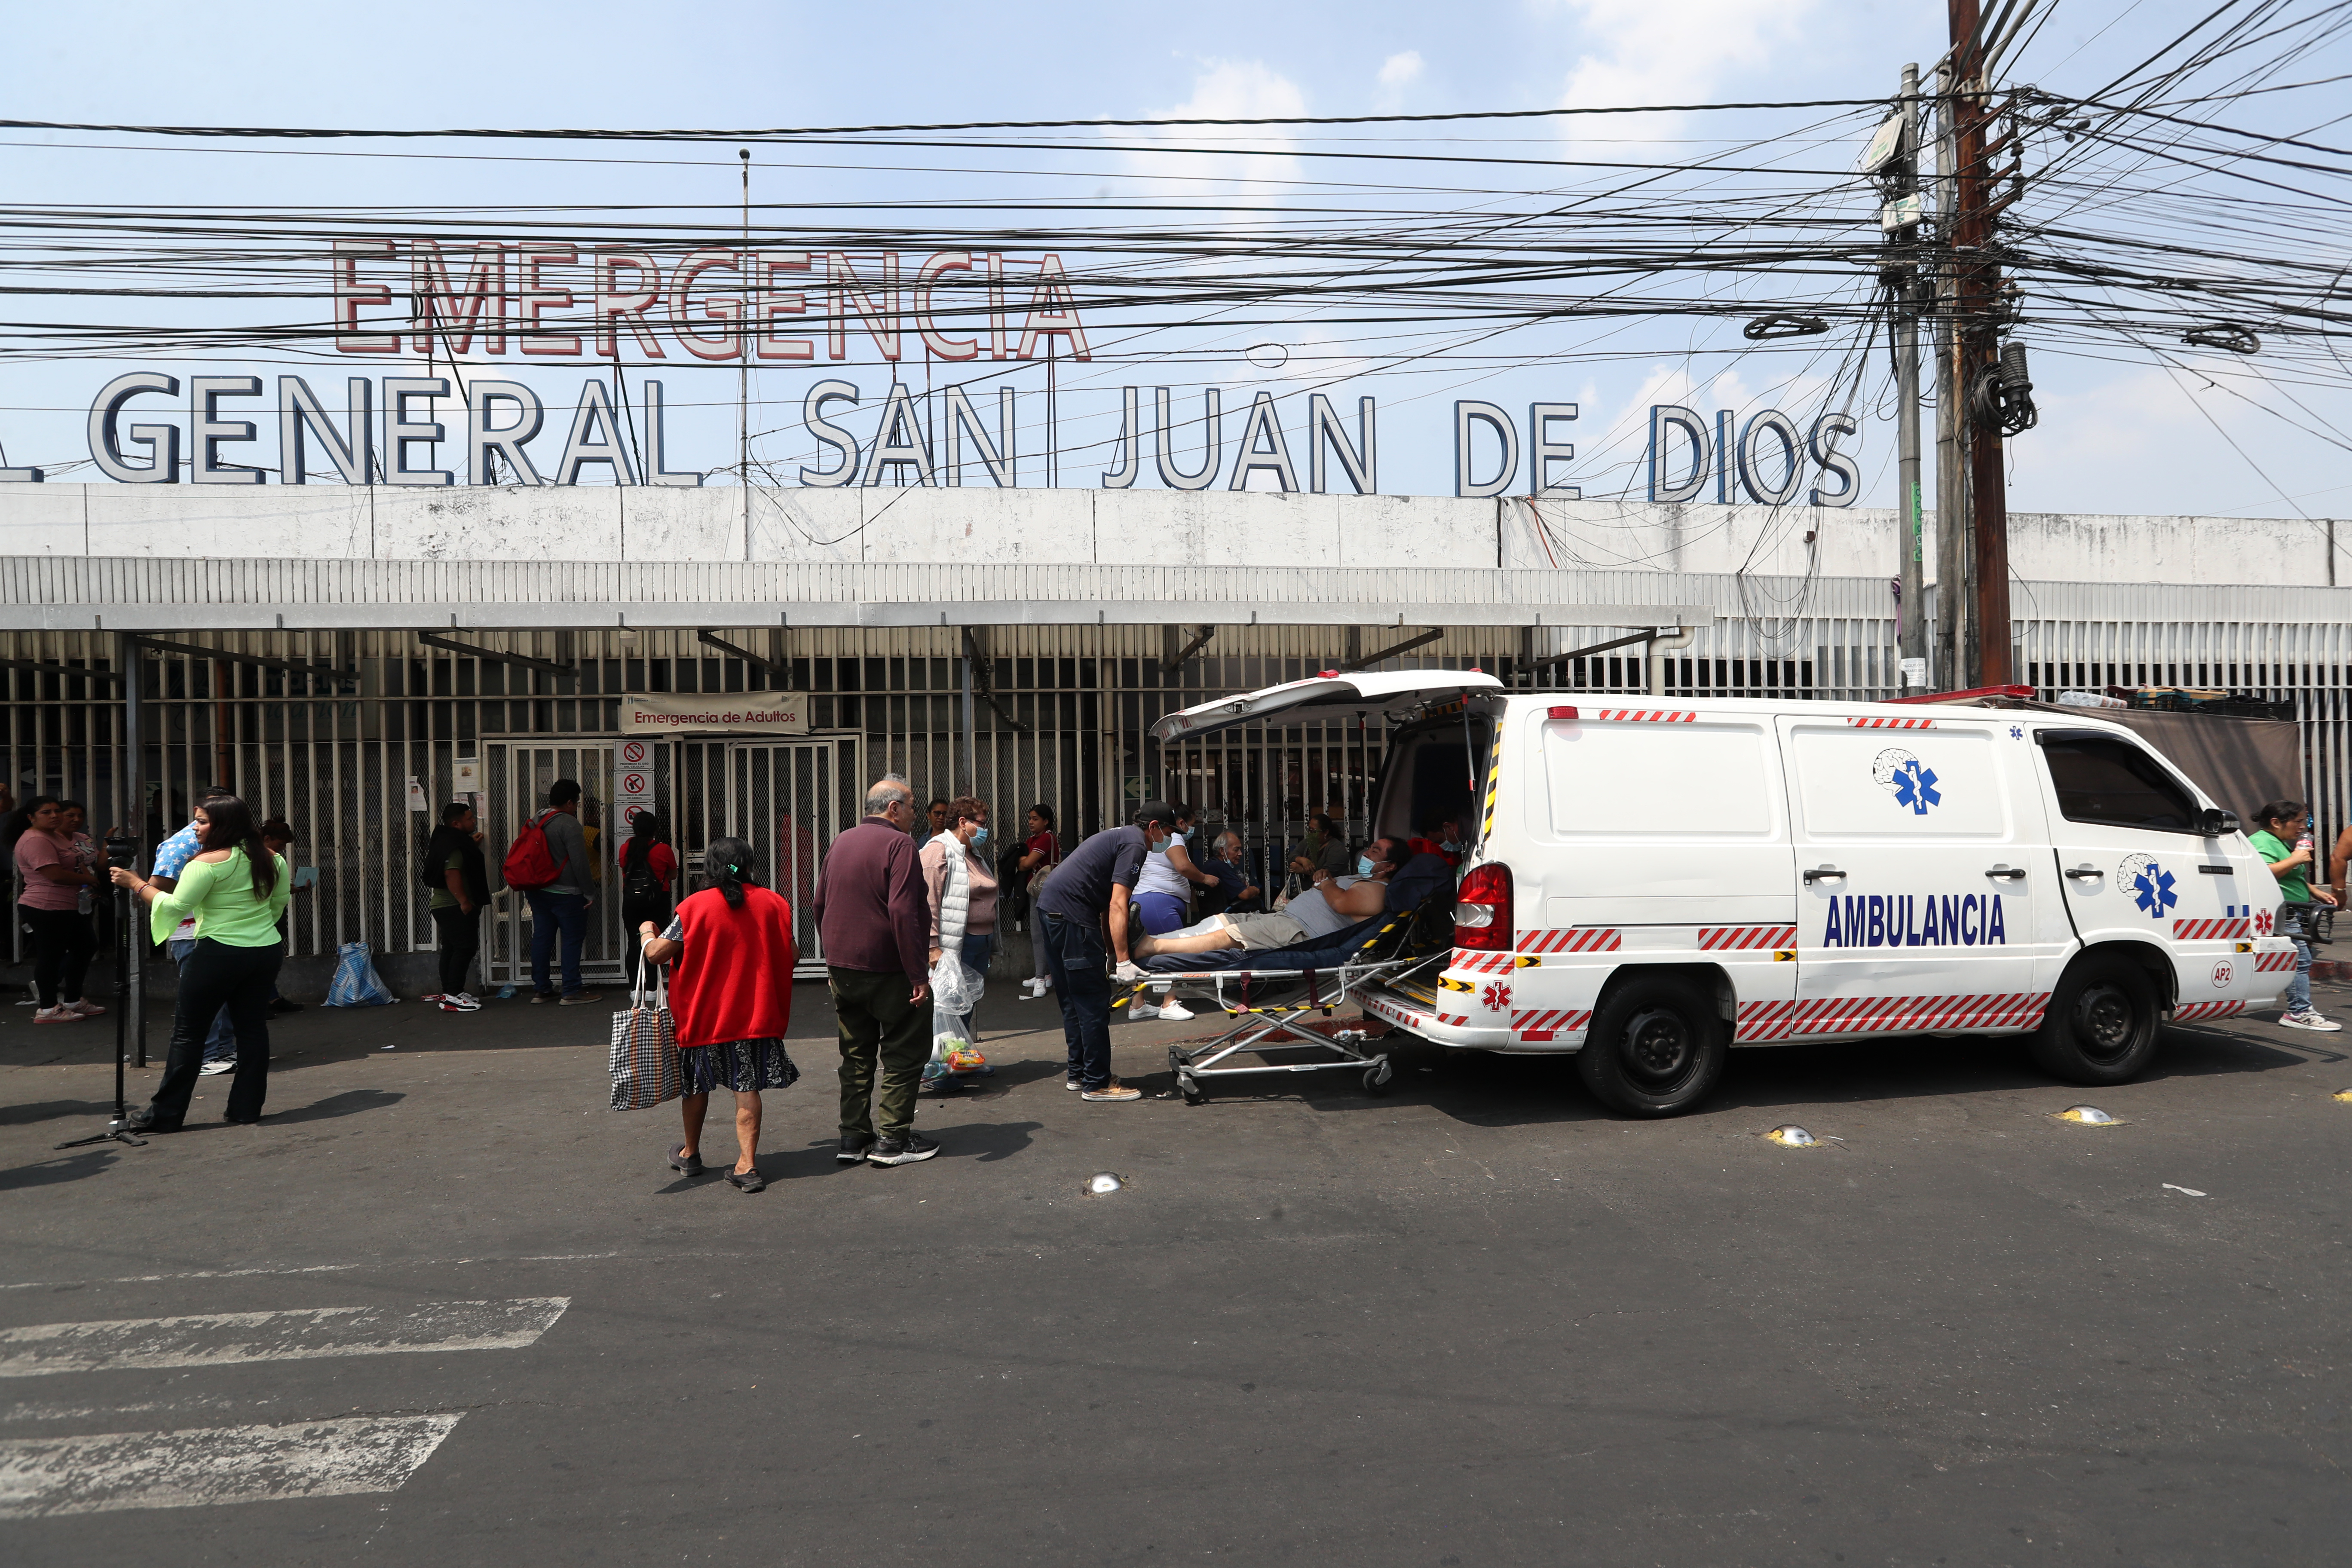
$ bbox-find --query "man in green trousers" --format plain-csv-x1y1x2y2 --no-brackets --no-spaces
812,773,939,1167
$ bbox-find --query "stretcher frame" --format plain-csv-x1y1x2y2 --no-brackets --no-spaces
1121,949,1447,1102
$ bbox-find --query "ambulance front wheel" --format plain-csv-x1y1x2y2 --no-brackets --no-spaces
2031,953,2160,1085
1578,975,1728,1118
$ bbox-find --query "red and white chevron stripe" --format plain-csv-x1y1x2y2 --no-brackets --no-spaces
1847,716,1936,730
1786,992,2049,1035
2255,949,2298,971
1512,1008,1592,1034
1433,1012,1469,1029
2170,999,2245,1023
2171,917,2251,940
1699,925,1799,951
1519,927,1621,954
1592,709,1696,723
1450,948,1516,974
1736,1000,1797,1041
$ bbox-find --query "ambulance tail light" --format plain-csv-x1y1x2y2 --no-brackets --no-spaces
1455,863,1514,952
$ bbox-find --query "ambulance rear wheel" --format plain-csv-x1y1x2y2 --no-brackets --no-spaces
1578,976,1727,1118
2032,953,2160,1084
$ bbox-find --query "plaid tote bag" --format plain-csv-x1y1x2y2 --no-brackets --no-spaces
609,964,683,1111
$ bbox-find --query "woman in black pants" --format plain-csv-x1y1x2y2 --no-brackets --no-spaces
10,796,102,1023
110,796,289,1131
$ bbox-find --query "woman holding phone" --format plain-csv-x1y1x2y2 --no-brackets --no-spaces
111,796,290,1130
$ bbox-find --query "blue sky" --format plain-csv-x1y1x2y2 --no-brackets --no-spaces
0,0,2344,528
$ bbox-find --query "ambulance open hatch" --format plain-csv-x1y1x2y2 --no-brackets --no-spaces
1148,669,1506,745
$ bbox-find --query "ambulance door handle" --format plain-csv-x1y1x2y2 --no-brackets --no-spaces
1803,866,1846,884
1985,865,2027,881
2064,865,2103,882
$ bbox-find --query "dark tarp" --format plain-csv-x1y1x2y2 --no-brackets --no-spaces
1988,700,2303,820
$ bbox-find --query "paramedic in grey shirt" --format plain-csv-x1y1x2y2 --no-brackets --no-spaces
528,778,600,1006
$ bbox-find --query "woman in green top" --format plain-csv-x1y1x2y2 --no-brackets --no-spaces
110,796,292,1130
2250,799,2341,1032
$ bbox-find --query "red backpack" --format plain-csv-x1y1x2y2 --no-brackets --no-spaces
502,809,564,891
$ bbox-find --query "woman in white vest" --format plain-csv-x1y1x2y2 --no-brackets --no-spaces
921,796,999,1047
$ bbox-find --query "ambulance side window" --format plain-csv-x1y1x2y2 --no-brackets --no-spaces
1785,724,2009,839
2037,735,2199,833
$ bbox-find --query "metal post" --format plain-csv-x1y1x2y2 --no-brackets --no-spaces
960,631,977,796
738,149,752,557
1895,63,1926,687
122,632,145,1067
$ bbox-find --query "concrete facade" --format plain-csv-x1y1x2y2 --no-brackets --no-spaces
0,482,2329,589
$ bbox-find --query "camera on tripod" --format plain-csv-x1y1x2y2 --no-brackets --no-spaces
104,830,137,872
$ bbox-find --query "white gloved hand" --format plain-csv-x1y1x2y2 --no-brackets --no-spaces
1113,961,1145,983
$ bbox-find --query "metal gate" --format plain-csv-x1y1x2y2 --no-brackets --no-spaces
481,739,623,989
673,738,859,977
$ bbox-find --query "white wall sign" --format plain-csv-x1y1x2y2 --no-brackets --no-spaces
621,692,810,735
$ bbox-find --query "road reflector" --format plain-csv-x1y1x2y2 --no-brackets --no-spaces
1763,1125,1819,1148
2052,1104,2123,1126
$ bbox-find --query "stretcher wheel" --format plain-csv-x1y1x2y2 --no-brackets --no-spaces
1363,1061,1393,1096
1179,1072,1207,1106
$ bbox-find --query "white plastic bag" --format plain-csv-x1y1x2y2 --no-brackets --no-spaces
324,941,396,1007
928,952,983,1016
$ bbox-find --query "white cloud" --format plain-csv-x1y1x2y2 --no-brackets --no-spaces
1378,51,1424,89
1121,60,1305,200
1547,0,1819,144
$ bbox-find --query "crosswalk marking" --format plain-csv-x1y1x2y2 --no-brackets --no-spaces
0,1415,464,1518
0,1298,569,1379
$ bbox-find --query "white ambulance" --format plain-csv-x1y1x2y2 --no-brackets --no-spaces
1152,670,2294,1117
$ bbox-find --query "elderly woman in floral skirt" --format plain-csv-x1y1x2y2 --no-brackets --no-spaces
637,835,801,1193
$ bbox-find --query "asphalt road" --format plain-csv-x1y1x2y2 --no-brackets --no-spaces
1,977,2346,1566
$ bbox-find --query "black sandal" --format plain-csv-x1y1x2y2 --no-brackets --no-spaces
669,1145,705,1177
725,1168,766,1193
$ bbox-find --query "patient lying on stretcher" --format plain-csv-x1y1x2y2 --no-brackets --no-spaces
1132,839,1410,959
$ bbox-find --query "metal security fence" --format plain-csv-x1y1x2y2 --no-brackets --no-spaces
6,575,2347,979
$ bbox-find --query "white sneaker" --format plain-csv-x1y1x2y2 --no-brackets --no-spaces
1155,998,1195,1022
440,992,482,1013
1127,1001,1160,1021
454,992,484,1008
31,1005,78,1024
67,998,107,1017
199,1059,235,1075
2281,1010,2343,1032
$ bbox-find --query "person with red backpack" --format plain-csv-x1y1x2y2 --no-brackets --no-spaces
505,779,599,1005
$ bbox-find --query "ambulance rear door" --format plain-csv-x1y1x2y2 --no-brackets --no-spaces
1779,713,2055,1037
2028,726,2259,1011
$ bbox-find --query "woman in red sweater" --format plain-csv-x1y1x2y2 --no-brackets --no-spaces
637,836,800,1193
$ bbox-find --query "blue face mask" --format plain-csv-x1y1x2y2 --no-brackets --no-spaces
1357,855,1376,876
970,827,989,847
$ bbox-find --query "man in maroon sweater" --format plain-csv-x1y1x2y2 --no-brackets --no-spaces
814,773,939,1167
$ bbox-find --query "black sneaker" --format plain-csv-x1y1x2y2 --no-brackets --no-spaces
868,1131,940,1167
530,991,559,1004
269,996,303,1014
668,1145,705,1178
124,1106,181,1134
836,1133,875,1164
725,1168,766,1193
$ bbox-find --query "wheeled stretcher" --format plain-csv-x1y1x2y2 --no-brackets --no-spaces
1117,892,1455,1102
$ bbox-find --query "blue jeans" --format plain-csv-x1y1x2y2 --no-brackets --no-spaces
1134,891,1188,934
168,935,236,1062
526,891,589,997
2288,934,2315,1014
1040,913,1112,1090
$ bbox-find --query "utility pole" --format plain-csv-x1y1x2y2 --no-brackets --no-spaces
1891,63,1926,689
1949,0,2013,686
1931,59,1970,690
